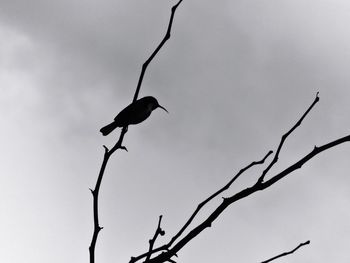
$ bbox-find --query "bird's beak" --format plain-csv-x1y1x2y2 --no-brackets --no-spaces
158,104,168,113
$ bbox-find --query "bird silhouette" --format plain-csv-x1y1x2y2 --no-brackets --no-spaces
100,96,168,136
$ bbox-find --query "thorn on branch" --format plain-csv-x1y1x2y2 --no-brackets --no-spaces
120,146,128,152
103,145,109,152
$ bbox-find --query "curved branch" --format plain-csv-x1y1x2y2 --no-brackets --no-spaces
133,0,183,102
261,240,310,263
143,92,350,263
89,127,127,263
131,151,273,263
147,134,349,263
90,1,183,262
167,150,273,247
258,92,319,183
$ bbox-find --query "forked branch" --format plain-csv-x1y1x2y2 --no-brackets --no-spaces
168,150,273,247
145,216,165,262
89,1,183,263
130,151,273,263
131,93,350,263
258,92,319,183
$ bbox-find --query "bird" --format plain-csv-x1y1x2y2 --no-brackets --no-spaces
100,96,168,136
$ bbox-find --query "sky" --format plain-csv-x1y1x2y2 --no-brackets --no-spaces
1,0,350,262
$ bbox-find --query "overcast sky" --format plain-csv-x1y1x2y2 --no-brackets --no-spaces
1,0,350,262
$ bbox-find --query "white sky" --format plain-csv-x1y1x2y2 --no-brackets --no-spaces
1,0,350,262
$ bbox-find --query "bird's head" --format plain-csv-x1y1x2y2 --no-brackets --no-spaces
146,96,168,113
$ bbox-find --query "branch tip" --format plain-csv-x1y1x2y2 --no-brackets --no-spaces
92,0,183,262
120,146,128,152
261,239,311,263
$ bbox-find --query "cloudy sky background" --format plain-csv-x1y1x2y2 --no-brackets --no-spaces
1,0,350,262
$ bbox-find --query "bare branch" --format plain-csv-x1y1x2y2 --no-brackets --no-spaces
258,92,319,183
132,94,349,263
261,240,310,263
145,216,165,262
89,147,110,263
90,1,183,262
133,0,183,102
167,150,273,247
130,245,168,263
261,134,350,188
141,92,350,263
130,151,273,263
153,134,350,263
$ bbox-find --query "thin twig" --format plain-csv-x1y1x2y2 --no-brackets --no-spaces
133,0,183,102
130,151,273,263
147,134,350,263
142,93,350,263
167,150,273,247
89,146,109,263
258,92,319,183
145,216,165,262
89,1,183,262
132,92,321,262
261,240,310,263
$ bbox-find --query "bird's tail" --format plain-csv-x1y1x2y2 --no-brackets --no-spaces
100,121,119,136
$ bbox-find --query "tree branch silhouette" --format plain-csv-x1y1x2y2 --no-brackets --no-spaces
90,1,349,262
133,0,183,102
258,92,319,183
261,240,310,263
129,151,273,263
89,1,183,263
130,93,350,263
145,216,166,262
168,150,273,248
